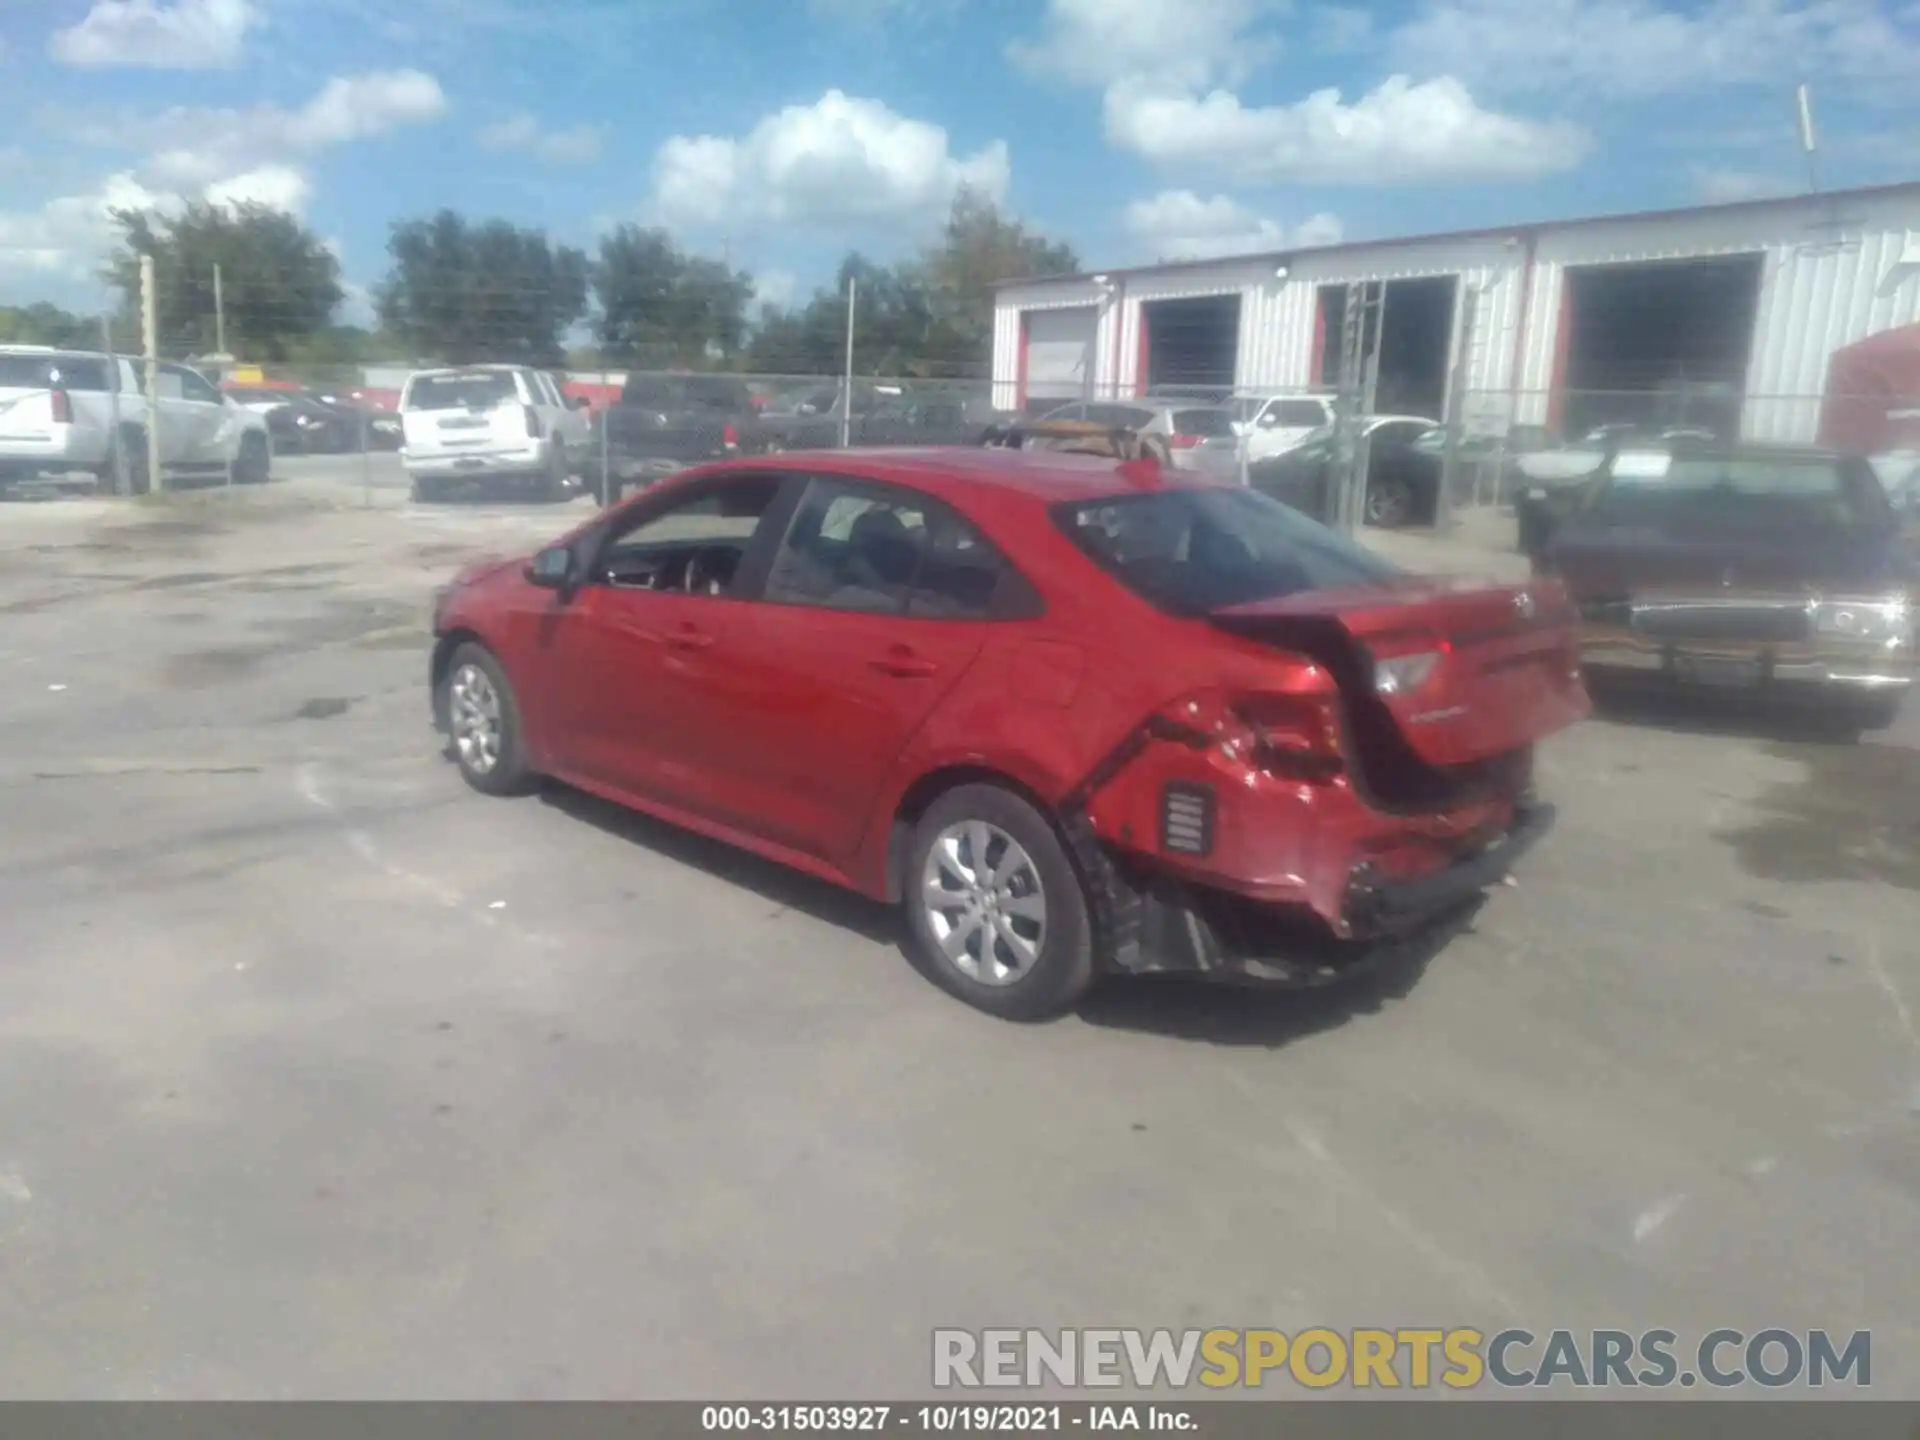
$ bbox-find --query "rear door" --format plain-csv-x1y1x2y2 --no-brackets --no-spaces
699,475,1002,860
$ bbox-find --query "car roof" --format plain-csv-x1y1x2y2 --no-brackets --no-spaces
683,445,1222,504
410,365,523,377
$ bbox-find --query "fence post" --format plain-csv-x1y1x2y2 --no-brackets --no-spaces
100,314,124,497
1436,285,1479,533
841,278,857,449
140,254,161,495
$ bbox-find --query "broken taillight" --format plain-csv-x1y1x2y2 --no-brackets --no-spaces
1232,692,1344,780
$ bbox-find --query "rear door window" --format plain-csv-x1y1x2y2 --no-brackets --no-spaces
1172,408,1235,437
764,478,931,614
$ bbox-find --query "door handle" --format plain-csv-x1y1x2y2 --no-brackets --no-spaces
869,650,937,678
667,625,714,651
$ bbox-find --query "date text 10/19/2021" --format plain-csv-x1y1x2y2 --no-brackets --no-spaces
702,1407,1192,1432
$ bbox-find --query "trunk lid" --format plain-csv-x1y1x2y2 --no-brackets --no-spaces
400,373,530,456
1210,575,1590,767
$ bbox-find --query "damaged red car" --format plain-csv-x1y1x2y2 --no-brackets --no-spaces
430,448,1590,1019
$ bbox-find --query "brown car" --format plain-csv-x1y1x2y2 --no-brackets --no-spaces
1532,442,1914,734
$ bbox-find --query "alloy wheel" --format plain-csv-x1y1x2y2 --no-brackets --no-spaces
448,663,503,776
919,819,1048,986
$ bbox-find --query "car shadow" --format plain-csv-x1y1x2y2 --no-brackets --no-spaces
1586,679,1864,745
536,782,901,945
1073,900,1479,1048
542,777,1475,1044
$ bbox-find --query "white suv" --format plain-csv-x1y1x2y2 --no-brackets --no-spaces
0,346,272,495
1232,393,1339,462
398,365,592,502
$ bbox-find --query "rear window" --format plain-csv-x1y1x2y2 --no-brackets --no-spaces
0,354,112,391
1172,409,1235,438
1055,488,1399,614
405,373,519,411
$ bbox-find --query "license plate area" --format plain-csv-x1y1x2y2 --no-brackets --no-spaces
1674,653,1762,687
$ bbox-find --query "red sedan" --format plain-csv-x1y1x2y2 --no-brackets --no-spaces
430,448,1590,1019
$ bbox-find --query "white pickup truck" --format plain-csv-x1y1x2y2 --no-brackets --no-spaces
0,346,272,495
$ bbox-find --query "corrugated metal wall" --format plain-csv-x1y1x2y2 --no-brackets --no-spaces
993,187,1920,442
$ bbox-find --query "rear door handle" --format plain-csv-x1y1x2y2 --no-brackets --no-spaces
667,625,715,651
870,650,937,678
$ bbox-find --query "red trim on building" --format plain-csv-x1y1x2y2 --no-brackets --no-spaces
1015,312,1029,412
1546,270,1575,435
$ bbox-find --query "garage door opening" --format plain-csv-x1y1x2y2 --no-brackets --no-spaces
1559,255,1763,440
1314,277,1457,419
1142,294,1241,399
1020,306,1100,412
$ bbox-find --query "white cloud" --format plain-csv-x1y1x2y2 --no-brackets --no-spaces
650,90,1009,232
1386,0,1920,100
1124,190,1343,260
1105,74,1592,184
204,164,313,214
1008,0,1284,89
49,0,256,70
0,172,167,280
477,113,605,165
1691,166,1795,203
1311,4,1376,52
752,269,800,311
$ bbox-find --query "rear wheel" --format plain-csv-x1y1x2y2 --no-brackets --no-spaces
903,784,1096,1020
1365,474,1416,528
438,643,536,796
233,431,271,485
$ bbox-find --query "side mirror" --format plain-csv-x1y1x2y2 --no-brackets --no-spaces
526,546,575,591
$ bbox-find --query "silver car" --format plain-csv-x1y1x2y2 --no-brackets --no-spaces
1038,400,1243,479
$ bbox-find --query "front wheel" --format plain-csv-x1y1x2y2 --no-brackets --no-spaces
903,784,1096,1020
438,643,536,795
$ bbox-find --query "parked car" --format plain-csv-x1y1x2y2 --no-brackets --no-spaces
1232,393,1340,461
1,346,270,495
1036,400,1242,480
1534,442,1915,735
759,386,1011,452
225,385,379,455
1247,416,1443,527
429,446,1588,1019
399,365,592,503
753,381,907,451
600,372,762,494
1512,424,1722,552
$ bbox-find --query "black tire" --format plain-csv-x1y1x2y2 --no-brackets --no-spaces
437,642,536,796
902,783,1097,1020
108,426,151,496
1365,474,1416,528
234,431,271,485
410,475,442,504
1841,692,1903,737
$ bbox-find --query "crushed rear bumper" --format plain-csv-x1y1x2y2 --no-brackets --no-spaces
1102,802,1554,987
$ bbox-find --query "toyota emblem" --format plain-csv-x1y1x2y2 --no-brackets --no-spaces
1513,590,1536,619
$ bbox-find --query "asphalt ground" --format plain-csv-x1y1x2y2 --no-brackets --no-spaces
0,454,1915,1399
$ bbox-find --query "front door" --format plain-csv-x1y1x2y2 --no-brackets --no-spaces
155,364,225,466
541,472,794,818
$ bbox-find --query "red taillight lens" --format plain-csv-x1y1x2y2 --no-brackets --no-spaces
524,404,543,438
50,389,72,424
1168,433,1201,449
722,422,739,448
1234,692,1344,778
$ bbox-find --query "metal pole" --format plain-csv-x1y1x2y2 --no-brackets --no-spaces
100,314,124,496
841,277,857,449
599,368,612,506
1437,284,1479,533
141,254,161,495
213,262,226,357
1797,83,1822,195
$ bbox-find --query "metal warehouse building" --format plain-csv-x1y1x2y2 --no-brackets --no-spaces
992,181,1920,447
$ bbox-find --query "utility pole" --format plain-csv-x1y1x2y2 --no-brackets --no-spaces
141,254,162,495
841,276,857,449
213,262,226,357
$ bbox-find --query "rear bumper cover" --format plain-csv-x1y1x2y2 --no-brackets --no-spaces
405,444,548,479
1111,802,1554,987
1580,624,1914,695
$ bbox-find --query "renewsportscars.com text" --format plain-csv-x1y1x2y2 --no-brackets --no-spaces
931,1328,1872,1391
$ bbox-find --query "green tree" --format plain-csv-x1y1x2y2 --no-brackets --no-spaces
0,302,106,348
593,224,753,367
742,190,1077,379
106,201,344,361
377,211,589,366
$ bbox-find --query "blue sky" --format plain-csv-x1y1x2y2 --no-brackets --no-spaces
1,0,1917,320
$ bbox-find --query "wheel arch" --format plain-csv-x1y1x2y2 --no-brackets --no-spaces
877,760,1069,905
